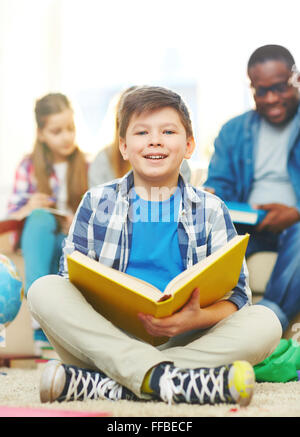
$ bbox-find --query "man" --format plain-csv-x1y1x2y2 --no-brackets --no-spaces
204,44,300,332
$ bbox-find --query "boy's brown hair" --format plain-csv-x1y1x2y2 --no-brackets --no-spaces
118,86,193,139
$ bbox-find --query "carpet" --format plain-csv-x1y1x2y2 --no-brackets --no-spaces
0,365,300,417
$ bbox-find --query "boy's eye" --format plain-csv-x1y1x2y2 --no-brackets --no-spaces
164,130,175,135
136,131,148,135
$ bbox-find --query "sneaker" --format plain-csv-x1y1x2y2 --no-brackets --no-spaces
40,360,138,403
149,360,254,406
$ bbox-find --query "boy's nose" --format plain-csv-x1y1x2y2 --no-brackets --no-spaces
149,133,162,146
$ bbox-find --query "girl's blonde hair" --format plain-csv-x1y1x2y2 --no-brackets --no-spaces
108,87,137,178
32,93,88,212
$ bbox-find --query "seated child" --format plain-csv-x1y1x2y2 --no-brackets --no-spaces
7,93,88,353
27,86,282,406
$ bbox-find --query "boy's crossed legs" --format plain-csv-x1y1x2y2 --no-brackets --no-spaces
27,275,282,406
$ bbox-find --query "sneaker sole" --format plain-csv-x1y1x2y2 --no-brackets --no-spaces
40,360,66,403
228,361,255,407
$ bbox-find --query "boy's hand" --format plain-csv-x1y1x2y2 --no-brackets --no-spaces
255,203,300,233
138,288,238,338
138,289,203,338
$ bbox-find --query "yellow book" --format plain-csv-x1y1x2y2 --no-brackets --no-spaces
67,234,249,346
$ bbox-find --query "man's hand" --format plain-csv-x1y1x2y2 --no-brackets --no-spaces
255,203,300,233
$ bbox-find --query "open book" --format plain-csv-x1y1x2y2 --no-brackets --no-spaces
0,218,25,234
0,208,69,233
67,234,249,345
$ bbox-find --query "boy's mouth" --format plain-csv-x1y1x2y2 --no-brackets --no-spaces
144,154,168,160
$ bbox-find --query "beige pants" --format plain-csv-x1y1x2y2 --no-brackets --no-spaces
27,274,282,398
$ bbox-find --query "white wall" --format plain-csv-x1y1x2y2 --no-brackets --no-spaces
0,0,63,215
1,0,300,217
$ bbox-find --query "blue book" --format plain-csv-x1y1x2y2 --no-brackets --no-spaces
225,202,267,225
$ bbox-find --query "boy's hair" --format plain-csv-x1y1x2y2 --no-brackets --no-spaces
108,86,137,178
247,44,295,71
118,86,193,138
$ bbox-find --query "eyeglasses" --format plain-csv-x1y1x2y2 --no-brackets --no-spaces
251,78,293,98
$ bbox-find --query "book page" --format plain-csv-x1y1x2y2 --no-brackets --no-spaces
228,210,257,225
164,235,244,294
70,251,162,301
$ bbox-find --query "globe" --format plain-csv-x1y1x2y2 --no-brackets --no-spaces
0,254,23,327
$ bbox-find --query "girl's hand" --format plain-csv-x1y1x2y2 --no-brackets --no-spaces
26,193,55,211
10,193,55,220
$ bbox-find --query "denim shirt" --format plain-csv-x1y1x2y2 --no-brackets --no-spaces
204,105,300,213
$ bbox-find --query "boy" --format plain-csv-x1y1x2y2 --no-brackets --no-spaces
27,86,281,406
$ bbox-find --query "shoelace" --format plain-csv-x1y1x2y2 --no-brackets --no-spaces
65,368,124,401
159,365,227,405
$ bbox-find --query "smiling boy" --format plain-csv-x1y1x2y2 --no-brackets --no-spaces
27,86,281,406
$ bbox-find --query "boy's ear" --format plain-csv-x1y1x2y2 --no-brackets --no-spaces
119,137,129,160
184,137,196,159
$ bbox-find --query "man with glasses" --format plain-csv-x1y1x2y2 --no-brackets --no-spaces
204,44,300,333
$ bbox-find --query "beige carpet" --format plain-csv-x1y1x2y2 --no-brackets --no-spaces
1,246,300,418
0,364,300,417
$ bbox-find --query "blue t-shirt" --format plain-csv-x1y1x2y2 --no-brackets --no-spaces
125,187,184,292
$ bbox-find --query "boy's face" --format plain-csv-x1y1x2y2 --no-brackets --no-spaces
119,107,195,189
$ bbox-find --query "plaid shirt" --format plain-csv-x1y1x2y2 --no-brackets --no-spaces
7,155,60,214
59,171,252,309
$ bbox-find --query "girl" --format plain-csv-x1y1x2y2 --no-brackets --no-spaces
88,87,134,187
7,93,88,351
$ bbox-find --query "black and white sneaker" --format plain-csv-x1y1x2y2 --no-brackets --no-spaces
149,360,254,406
40,360,138,403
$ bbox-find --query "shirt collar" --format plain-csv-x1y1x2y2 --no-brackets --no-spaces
117,170,203,205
